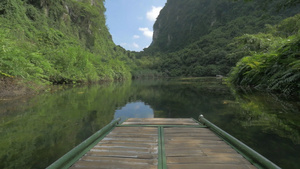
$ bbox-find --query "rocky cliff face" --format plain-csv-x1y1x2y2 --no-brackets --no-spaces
143,0,300,77
149,0,300,53
151,0,216,51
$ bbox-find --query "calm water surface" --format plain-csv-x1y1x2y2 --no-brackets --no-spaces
0,78,299,169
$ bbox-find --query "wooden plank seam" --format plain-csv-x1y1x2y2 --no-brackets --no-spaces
158,127,163,169
161,127,167,169
158,126,167,169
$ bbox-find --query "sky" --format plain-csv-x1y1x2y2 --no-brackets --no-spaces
114,102,154,122
105,0,167,51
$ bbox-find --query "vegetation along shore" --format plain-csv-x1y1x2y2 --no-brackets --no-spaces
0,0,299,97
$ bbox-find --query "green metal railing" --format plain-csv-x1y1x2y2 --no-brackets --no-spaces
158,127,167,169
198,115,281,169
47,118,121,169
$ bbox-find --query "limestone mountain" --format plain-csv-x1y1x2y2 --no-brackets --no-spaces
142,0,300,77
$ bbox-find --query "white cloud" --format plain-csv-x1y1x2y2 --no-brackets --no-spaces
133,35,140,39
133,43,139,48
139,27,153,38
146,6,163,21
120,43,127,47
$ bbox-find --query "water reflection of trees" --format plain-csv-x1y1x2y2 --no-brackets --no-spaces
0,81,133,169
2,78,299,169
130,78,233,119
129,79,300,145
231,88,300,144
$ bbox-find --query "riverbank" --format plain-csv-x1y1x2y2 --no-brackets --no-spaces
0,77,43,99
0,76,126,99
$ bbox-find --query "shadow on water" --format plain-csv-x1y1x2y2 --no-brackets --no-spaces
0,77,299,168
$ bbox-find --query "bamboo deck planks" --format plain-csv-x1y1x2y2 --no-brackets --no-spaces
164,127,256,169
69,118,257,169
69,126,158,169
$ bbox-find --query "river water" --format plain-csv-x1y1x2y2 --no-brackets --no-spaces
0,78,299,169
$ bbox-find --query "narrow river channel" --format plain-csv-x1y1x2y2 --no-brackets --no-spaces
0,78,299,169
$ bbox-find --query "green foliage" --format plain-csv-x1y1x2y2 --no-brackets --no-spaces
229,14,300,95
0,0,132,85
226,33,287,64
131,53,165,78
0,27,52,82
